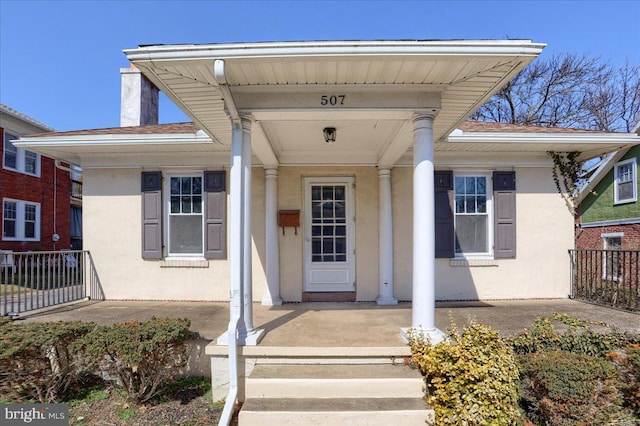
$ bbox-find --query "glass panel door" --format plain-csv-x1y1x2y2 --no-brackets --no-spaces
304,177,355,292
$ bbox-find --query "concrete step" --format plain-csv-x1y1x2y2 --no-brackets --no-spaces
239,397,433,426
246,364,424,398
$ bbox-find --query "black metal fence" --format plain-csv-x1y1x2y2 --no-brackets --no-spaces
0,250,104,316
569,249,639,312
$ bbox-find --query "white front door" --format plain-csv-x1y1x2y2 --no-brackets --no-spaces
303,177,355,292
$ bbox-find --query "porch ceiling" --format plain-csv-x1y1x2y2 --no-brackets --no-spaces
124,40,545,166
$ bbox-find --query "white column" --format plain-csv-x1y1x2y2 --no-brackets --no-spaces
408,114,445,343
216,121,244,346
377,167,397,305
239,117,264,345
262,167,283,306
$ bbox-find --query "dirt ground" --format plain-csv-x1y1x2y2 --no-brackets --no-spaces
66,378,224,426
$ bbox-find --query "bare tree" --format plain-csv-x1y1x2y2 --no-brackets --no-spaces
472,54,640,132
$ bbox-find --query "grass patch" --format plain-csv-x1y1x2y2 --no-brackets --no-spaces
117,406,138,421
0,284,30,295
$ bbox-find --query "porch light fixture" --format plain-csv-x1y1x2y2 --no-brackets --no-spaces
323,127,336,143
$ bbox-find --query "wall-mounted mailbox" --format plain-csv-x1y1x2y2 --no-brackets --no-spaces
278,210,300,235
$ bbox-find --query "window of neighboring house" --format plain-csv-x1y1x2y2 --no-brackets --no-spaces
602,233,623,281
3,132,41,176
454,174,492,257
2,199,40,241
167,174,203,256
614,158,637,204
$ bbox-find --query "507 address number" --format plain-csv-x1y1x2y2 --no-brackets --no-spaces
320,95,346,106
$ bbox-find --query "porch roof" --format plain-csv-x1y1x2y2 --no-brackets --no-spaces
121,40,546,167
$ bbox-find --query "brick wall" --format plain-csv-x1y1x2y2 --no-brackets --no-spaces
1,129,72,251
576,223,640,250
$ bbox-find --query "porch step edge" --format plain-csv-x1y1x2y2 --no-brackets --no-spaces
245,378,424,399
249,363,420,379
241,397,428,411
239,397,433,426
205,344,412,358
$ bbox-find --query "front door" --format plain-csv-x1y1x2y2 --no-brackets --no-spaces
303,177,355,292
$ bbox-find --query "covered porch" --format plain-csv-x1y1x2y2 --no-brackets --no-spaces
122,40,548,346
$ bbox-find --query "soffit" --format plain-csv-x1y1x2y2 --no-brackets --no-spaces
126,41,543,165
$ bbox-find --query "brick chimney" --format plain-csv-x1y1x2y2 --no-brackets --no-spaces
120,65,159,127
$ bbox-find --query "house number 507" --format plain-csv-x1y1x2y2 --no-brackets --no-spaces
320,95,345,106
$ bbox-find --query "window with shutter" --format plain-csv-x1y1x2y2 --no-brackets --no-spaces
435,170,517,260
141,170,227,260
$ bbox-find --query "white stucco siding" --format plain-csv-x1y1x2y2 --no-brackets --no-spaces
83,164,570,302
83,168,267,301
393,166,572,301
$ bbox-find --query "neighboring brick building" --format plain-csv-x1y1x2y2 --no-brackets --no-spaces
1,104,80,252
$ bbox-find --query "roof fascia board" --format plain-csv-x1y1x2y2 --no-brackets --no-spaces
447,131,640,145
0,104,55,132
124,40,545,62
14,132,212,148
576,148,629,203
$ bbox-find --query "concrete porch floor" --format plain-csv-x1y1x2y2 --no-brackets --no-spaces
17,298,639,344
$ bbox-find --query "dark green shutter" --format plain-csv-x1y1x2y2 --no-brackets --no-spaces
141,171,162,259
493,171,516,259
435,171,454,258
204,170,226,259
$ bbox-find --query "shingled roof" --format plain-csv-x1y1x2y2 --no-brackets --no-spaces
458,121,609,134
26,120,612,139
27,122,199,138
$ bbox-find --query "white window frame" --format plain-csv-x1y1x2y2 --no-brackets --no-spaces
453,172,493,259
3,131,41,177
2,198,41,241
613,158,637,204
164,172,205,259
601,232,623,281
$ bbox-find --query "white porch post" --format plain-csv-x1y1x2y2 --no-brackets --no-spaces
239,116,265,345
409,114,445,343
262,167,283,306
217,121,244,347
377,167,397,305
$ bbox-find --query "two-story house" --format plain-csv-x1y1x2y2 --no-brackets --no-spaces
577,128,640,251
1,104,81,252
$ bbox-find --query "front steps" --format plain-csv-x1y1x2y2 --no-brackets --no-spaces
207,345,433,425
240,363,431,425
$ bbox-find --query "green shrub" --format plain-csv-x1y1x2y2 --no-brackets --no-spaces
78,317,191,403
610,345,640,415
518,350,634,425
409,321,521,425
509,314,638,357
0,321,95,403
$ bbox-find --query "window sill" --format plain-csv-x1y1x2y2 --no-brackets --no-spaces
613,198,637,205
159,259,209,268
449,258,498,267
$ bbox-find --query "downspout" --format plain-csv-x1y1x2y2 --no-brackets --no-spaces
215,59,243,426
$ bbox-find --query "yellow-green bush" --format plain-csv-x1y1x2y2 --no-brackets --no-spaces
409,321,521,425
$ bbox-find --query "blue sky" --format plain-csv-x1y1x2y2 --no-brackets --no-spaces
1,0,639,131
